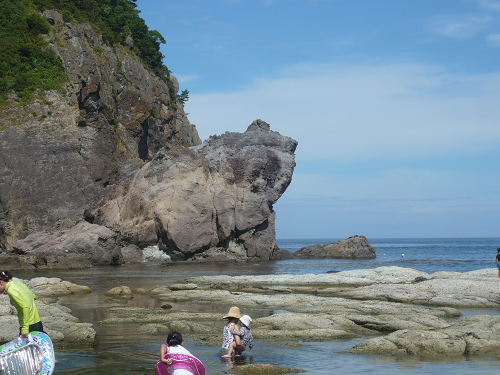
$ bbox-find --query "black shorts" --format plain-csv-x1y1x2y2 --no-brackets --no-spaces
19,321,44,336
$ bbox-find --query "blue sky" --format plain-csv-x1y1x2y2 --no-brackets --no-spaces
135,0,500,239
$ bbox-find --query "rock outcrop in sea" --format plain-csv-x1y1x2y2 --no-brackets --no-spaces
272,235,376,260
293,235,376,259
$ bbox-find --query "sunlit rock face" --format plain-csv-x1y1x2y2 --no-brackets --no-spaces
0,10,200,250
87,121,298,261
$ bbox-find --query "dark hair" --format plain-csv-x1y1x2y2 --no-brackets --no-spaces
0,270,12,282
167,331,183,346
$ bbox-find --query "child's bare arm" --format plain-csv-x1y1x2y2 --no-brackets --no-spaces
230,324,240,333
160,344,173,365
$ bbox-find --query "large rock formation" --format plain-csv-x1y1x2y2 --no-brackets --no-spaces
0,10,298,266
0,10,200,250
86,121,297,261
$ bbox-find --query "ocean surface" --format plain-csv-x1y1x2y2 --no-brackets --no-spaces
13,237,500,374
276,237,500,275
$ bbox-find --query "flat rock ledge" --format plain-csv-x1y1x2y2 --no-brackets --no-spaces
94,266,500,358
348,315,500,356
0,278,95,347
186,266,500,307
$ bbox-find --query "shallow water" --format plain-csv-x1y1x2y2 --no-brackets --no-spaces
12,238,500,374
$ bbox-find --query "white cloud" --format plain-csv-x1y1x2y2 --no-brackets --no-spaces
486,33,500,44
475,0,500,11
187,62,500,162
174,74,200,83
427,14,492,38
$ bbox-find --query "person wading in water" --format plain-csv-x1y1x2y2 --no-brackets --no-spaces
496,248,500,278
0,270,44,337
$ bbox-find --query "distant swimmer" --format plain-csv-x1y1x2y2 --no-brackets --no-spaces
401,254,405,257
496,248,500,278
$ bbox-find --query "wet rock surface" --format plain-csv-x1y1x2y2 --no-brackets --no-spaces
348,315,500,356
336,268,500,307
104,285,133,298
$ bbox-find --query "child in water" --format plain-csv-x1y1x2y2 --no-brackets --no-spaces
155,331,205,375
0,270,44,338
222,315,253,358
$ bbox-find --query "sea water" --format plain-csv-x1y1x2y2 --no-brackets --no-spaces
276,237,500,275
12,238,500,374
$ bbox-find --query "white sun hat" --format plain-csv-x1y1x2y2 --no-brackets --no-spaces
239,315,252,327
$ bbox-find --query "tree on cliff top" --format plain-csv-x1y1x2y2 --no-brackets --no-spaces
0,0,168,102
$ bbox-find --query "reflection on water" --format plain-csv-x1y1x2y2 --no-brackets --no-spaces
10,243,500,374
55,338,500,375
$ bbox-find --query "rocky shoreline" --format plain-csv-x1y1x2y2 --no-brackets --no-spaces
0,277,95,347
2,266,499,359
96,266,500,357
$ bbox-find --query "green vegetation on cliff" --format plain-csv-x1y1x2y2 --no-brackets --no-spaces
0,1,65,102
0,0,168,103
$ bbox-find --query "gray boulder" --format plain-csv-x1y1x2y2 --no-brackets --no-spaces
293,235,376,259
270,248,295,260
87,123,297,261
120,244,144,264
11,221,122,268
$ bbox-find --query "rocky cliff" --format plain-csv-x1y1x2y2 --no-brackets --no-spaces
0,11,298,266
0,10,200,250
3,121,297,268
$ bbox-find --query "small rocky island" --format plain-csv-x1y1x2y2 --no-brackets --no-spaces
273,235,376,260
